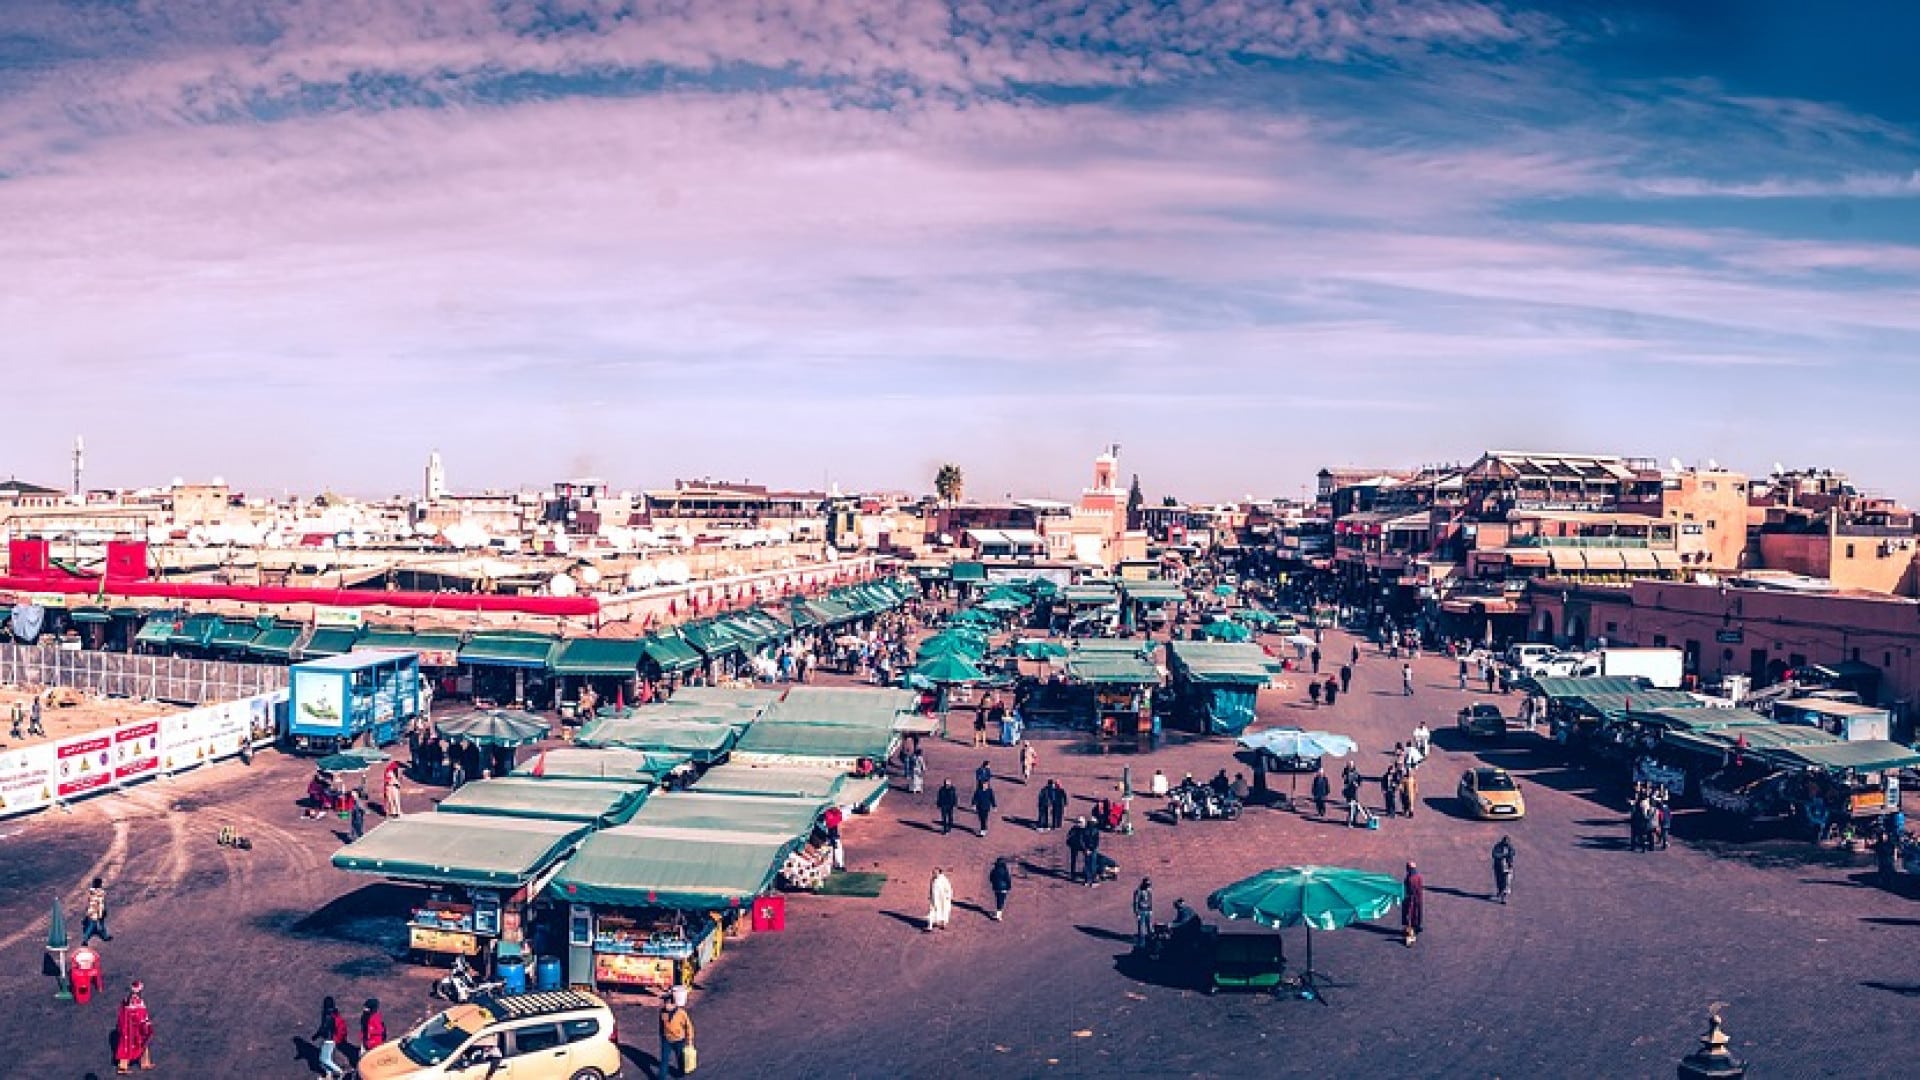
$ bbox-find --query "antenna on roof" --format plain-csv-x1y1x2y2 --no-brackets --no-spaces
72,435,84,497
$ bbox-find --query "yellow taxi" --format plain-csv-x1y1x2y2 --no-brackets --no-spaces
1457,767,1525,820
357,991,622,1080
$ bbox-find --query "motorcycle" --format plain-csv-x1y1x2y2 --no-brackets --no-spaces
1168,784,1242,823
432,955,504,1004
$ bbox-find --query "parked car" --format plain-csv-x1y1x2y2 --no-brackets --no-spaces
1458,767,1526,820
1456,703,1507,741
356,991,622,1080
1505,643,1561,669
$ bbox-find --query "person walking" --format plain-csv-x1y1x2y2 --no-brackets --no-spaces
1049,780,1069,831
1081,818,1103,886
113,980,154,1074
1339,664,1352,694
1310,768,1331,819
1019,740,1037,782
1133,877,1155,947
1402,862,1424,947
1491,836,1515,903
1412,722,1431,756
1066,818,1087,880
314,996,348,1079
1323,676,1339,707
1343,769,1367,828
658,997,695,1079
1458,658,1469,690
361,998,387,1051
82,877,114,945
348,789,367,840
972,780,998,837
382,763,404,818
1308,680,1321,706
1402,663,1414,696
1381,762,1402,818
823,805,846,868
988,857,1012,921
1485,665,1497,694
1401,765,1418,818
974,760,993,791
972,708,988,748
1310,646,1322,674
907,748,926,794
925,867,953,931
1035,781,1054,831
1350,644,1361,667
1657,793,1673,850
936,780,959,834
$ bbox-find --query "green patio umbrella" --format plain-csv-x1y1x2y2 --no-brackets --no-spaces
1207,866,1404,1004
950,608,999,627
434,709,550,748
976,598,1024,614
918,634,986,659
914,654,989,684
1202,620,1253,643
315,747,392,773
1010,640,1070,660
1213,584,1236,596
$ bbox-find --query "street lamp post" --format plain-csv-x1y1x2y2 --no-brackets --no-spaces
1676,1010,1746,1080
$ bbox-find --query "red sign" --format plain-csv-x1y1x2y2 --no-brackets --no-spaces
113,721,161,782
56,735,113,799
751,895,786,932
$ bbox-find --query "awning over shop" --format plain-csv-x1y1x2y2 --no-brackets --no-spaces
435,777,651,826
206,618,261,649
459,633,558,669
626,791,826,836
550,638,646,677
694,763,848,801
756,687,918,729
1060,585,1119,605
356,629,463,666
949,562,987,583
1165,641,1279,684
549,824,799,910
1547,549,1586,573
1770,740,1920,774
332,814,590,888
1067,653,1162,685
1618,549,1661,571
640,634,703,674
731,722,898,763
168,613,221,648
1121,581,1188,605
302,627,360,658
1527,676,1651,701
512,747,663,784
248,625,301,659
575,718,739,762
682,620,749,659
1504,549,1551,569
67,607,111,624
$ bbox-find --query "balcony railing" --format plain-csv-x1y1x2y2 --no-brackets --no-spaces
1508,536,1656,549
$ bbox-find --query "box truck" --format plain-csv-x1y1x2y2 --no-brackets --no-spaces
1566,648,1684,689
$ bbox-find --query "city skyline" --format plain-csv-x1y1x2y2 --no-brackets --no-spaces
3,1,1918,499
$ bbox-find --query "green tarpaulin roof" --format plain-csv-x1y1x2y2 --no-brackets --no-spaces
1770,740,1920,774
682,621,749,659
207,618,261,648
1067,653,1162,685
627,791,825,836
169,613,221,647
357,628,462,656
1166,641,1277,685
732,722,898,762
303,627,360,658
949,562,987,583
1121,581,1188,603
1528,676,1651,700
1072,638,1157,658
1061,585,1119,604
1632,707,1771,733
1568,690,1698,718
332,814,589,887
134,614,180,644
550,637,646,676
575,717,739,761
640,634,703,674
435,777,651,826
661,687,782,713
512,748,663,783
549,824,798,910
756,687,919,730
248,625,301,658
693,764,848,801
68,607,111,624
459,633,558,669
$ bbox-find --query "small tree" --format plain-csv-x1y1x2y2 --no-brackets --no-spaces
1162,495,1179,507
935,463,965,505
1127,474,1146,529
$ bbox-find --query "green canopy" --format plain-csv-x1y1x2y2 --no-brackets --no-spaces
575,717,739,762
303,627,360,658
1067,653,1161,685
733,721,899,763
1011,640,1070,660
1207,864,1406,996
67,607,111,624
949,562,987,583
332,814,590,888
169,614,221,647
549,824,799,911
513,747,667,783
434,709,550,748
1768,739,1920,774
436,777,650,826
914,654,988,684
976,598,1023,614
641,634,704,674
756,687,918,730
1201,620,1254,643
249,625,302,659
1166,640,1278,684
694,763,848,801
459,632,558,669
549,638,646,677
950,608,999,627
134,614,181,645
628,791,826,836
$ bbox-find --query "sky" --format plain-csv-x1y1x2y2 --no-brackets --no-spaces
2,0,1918,503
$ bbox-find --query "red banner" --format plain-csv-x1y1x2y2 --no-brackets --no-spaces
113,720,161,782
56,734,113,799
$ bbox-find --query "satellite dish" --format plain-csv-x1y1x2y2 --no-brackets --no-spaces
578,565,603,586
548,574,578,597
1670,457,1683,473
1706,458,1718,470
1773,462,1785,475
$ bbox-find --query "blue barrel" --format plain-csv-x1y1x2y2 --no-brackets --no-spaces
497,955,528,995
535,955,563,992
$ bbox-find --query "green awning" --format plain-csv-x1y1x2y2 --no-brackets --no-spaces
357,628,464,660
1527,676,1651,701
436,777,651,826
68,607,111,624
1166,641,1277,685
1121,581,1188,604
303,627,360,658
757,687,919,730
1067,654,1162,684
332,814,589,888
549,824,799,911
207,619,262,648
1770,740,1920,774
249,626,302,659
627,792,826,836
108,607,145,620
167,613,221,647
640,635,703,675
135,614,180,645
694,764,848,801
550,638,646,677
576,717,739,762
732,721,898,763
950,562,987,583
682,621,747,659
512,748,665,784
459,633,557,669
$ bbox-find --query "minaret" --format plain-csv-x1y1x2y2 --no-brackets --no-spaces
425,451,446,502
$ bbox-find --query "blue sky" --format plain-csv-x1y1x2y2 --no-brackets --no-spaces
0,0,1916,502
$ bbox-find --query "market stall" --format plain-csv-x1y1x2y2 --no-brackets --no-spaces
1065,649,1161,743
511,747,668,784
1164,640,1279,736
574,716,742,765
436,777,652,827
332,814,589,967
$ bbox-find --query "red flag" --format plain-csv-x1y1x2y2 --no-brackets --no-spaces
530,750,547,778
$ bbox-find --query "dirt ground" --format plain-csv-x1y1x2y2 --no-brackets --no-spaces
0,628,1915,1077
0,685,178,748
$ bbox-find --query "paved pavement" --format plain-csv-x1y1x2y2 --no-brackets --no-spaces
1,628,1914,1077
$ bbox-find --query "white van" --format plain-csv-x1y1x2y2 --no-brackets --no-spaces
1505,643,1561,668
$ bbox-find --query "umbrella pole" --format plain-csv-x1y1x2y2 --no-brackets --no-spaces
1300,926,1328,1005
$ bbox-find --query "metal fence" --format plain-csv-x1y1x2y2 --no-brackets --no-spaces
0,645,289,704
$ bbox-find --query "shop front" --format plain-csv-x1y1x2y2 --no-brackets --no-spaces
456,632,558,708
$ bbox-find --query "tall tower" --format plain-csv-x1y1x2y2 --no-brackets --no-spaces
1091,444,1119,493
425,450,446,502
72,435,84,497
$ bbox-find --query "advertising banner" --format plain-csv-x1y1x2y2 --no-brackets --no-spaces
55,732,114,800
0,742,57,818
113,720,161,783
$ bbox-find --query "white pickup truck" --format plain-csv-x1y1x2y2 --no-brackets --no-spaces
1564,647,1685,689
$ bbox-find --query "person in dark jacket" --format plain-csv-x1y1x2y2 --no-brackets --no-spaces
936,780,959,834
1402,862,1424,946
972,780,997,836
1047,780,1069,830
1491,836,1515,903
1311,768,1332,818
1339,664,1352,694
1323,676,1339,707
989,857,1013,920
1080,819,1104,885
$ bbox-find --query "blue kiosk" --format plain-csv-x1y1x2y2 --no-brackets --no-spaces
287,649,423,753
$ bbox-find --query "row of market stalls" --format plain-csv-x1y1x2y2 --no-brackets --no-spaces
1526,675,1920,836
117,578,916,703
331,684,916,994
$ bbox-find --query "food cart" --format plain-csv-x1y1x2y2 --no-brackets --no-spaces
331,814,589,968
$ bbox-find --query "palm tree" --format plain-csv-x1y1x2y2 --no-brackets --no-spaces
934,463,965,505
